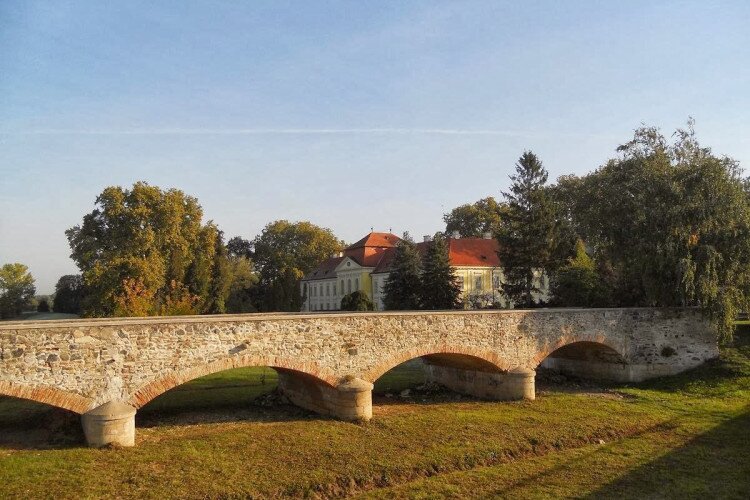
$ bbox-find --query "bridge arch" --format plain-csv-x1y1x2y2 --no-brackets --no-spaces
364,344,509,383
534,338,631,382
533,337,627,367
126,355,337,409
0,380,95,414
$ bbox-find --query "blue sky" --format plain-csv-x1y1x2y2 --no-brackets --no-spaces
1,0,749,293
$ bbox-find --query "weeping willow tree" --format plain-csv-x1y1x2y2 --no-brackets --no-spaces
560,120,750,343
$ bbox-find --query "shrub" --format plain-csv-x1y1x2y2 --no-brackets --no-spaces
340,291,374,311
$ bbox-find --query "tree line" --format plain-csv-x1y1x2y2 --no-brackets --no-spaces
4,121,748,343
442,121,750,343
50,184,343,318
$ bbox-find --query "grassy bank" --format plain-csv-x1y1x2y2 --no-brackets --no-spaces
0,330,748,498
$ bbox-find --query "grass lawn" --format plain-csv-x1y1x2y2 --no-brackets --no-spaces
0,329,748,498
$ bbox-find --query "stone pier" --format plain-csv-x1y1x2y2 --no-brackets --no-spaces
81,401,136,447
276,370,373,421
424,363,535,401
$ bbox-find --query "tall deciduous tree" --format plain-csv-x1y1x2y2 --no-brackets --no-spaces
444,197,508,238
383,233,422,310
225,255,258,313
227,236,254,260
497,152,558,307
66,182,221,317
252,220,343,312
0,263,36,319
420,234,462,309
563,122,750,342
52,274,85,315
205,230,232,314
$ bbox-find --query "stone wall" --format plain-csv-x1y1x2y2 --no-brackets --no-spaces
0,308,718,415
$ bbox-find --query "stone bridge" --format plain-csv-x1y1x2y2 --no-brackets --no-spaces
0,308,718,447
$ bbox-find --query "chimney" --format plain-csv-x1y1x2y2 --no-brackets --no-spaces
423,235,432,243
451,231,460,239
483,231,492,239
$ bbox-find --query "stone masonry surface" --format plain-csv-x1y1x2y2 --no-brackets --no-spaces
0,308,718,414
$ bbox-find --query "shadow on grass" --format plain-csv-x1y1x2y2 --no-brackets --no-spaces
136,392,329,428
584,406,750,499
0,398,84,450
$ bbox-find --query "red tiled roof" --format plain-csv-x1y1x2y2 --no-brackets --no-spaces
373,237,500,273
446,238,501,267
343,232,401,268
346,232,400,250
305,234,500,280
303,233,402,280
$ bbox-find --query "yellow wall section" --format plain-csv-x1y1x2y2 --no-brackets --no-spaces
360,271,373,298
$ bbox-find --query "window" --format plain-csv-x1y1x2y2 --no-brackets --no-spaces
347,279,352,294
355,278,359,290
333,284,337,295
326,283,330,296
493,274,501,289
457,276,464,290
475,274,483,290
340,279,344,292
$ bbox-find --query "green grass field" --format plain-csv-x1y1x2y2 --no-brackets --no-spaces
0,329,748,499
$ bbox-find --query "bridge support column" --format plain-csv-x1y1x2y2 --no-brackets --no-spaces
334,378,373,421
424,364,535,401
276,370,372,421
81,401,136,447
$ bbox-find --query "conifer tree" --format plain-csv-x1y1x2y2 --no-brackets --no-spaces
383,233,422,310
497,151,557,308
420,233,462,309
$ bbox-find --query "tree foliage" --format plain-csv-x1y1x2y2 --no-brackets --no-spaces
0,263,36,319
550,240,610,307
227,236,254,260
52,274,85,314
225,254,258,313
560,122,750,343
37,298,50,313
444,197,508,238
252,220,343,312
421,233,462,310
383,233,423,310
497,152,558,307
340,291,374,311
66,182,228,317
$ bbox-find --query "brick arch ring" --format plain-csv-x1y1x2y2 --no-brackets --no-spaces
531,335,628,367
126,355,338,409
0,380,95,414
363,344,512,383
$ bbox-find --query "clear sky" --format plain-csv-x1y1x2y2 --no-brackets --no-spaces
1,1,749,293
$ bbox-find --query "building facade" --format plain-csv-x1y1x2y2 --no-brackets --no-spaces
300,231,549,312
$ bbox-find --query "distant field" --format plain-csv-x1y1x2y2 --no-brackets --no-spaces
1,312,79,322
0,329,748,498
